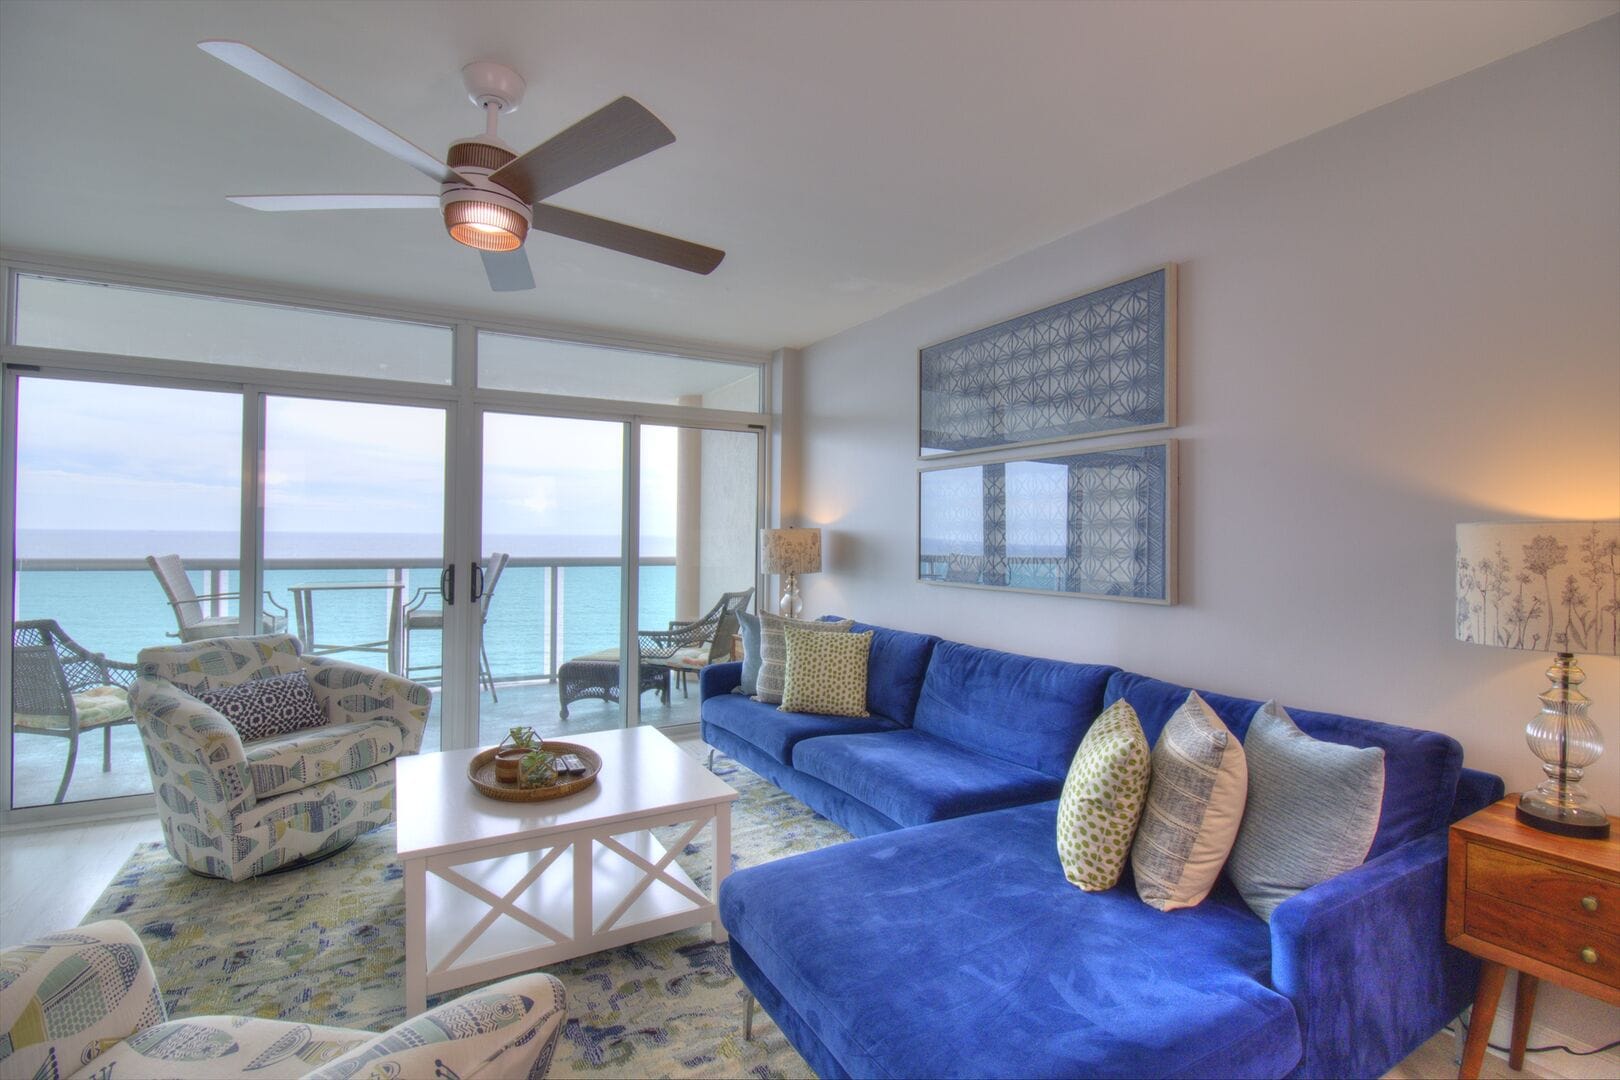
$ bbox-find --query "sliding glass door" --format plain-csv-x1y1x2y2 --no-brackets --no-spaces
261,395,448,751
8,374,243,808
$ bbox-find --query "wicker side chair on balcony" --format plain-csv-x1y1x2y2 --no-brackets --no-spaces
129,634,431,881
639,587,754,697
10,620,137,804
146,553,288,642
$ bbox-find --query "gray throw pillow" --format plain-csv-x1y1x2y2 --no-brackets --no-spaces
1228,701,1386,921
733,610,763,696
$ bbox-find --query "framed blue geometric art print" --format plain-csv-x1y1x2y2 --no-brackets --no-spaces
920,265,1176,458
919,439,1177,604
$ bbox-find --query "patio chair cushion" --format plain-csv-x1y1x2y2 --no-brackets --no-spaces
192,670,327,743
243,719,402,799
13,685,131,732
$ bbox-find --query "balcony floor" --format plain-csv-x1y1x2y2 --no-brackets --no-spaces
10,677,703,811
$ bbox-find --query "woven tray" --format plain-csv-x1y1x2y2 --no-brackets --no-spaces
467,741,602,802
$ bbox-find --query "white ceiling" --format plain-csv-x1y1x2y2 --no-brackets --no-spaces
1,1,1613,354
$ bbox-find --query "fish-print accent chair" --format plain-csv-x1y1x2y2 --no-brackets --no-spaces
0,920,568,1080
129,634,431,881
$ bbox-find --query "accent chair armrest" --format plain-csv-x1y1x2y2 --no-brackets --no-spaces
129,675,256,815
303,973,567,1080
302,657,433,754
1270,829,1477,1078
0,920,167,1080
700,661,743,700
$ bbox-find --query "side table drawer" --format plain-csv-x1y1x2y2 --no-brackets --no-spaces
1465,892,1620,988
1469,844,1620,925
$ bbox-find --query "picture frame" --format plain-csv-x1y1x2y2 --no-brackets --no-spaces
919,264,1177,459
918,438,1177,604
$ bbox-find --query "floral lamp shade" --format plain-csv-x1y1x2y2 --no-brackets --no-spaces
761,528,822,576
1456,519,1618,839
1455,521,1620,656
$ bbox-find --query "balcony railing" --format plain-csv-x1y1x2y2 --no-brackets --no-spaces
12,554,677,683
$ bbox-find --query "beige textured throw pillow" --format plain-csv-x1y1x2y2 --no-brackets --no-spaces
753,613,853,704
1057,700,1152,891
1131,691,1249,911
780,627,874,717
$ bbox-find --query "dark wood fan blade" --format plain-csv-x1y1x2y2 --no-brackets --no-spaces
481,249,536,292
530,204,724,275
489,97,675,205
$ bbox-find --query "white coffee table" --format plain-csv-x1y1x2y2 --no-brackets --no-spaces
395,726,738,1014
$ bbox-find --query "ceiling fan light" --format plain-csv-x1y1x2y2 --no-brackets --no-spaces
445,200,528,252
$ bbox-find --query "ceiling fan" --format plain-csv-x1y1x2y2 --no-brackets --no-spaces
198,41,724,292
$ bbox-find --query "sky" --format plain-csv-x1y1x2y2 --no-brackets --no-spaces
14,376,683,557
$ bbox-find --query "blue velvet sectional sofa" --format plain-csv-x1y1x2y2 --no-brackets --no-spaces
700,619,1505,1079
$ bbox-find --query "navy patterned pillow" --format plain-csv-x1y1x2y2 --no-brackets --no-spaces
191,670,327,743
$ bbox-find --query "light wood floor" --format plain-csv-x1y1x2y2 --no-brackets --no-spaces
2,802,1613,1079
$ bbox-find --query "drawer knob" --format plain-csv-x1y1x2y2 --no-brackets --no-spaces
1581,947,1598,965
1581,895,1598,913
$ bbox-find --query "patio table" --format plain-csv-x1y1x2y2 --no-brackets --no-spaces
288,580,406,673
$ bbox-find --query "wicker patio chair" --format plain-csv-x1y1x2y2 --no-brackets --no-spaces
146,553,288,641
10,620,137,804
638,587,754,697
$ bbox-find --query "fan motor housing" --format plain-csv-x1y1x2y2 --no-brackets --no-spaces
441,136,530,251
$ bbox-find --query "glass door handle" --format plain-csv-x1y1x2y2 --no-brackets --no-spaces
470,561,486,602
440,564,454,605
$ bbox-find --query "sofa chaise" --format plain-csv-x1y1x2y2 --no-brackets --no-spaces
701,619,1504,1079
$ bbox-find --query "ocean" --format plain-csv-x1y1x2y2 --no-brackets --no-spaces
13,530,678,677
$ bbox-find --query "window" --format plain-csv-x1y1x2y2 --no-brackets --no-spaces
12,274,452,384
477,332,761,410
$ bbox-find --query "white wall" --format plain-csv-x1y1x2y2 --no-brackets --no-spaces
794,17,1619,1047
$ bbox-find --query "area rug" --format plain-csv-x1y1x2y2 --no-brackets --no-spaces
84,750,847,1079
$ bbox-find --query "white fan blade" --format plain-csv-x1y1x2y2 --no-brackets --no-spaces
481,249,535,292
199,41,463,185
229,195,441,211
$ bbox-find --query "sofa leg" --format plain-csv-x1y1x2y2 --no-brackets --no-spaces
707,748,716,771
744,992,755,1041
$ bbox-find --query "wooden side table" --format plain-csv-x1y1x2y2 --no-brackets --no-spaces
1446,797,1619,1078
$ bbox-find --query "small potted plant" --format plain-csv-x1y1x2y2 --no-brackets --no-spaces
495,726,541,784
520,748,557,789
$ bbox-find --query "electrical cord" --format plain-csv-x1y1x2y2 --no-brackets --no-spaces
1445,1021,1620,1058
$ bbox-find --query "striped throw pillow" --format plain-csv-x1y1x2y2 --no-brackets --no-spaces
1228,702,1385,920
1131,691,1248,911
752,613,852,704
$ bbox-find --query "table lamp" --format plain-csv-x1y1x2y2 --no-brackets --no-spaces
762,527,821,618
1456,521,1619,838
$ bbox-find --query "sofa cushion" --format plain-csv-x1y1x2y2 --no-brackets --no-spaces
720,800,1302,1079
781,627,874,717
911,641,1116,778
243,718,401,799
1131,692,1248,911
1228,701,1386,920
701,692,902,766
1103,670,1463,858
1057,699,1151,891
190,670,326,743
833,619,941,726
793,730,1064,826
754,614,852,704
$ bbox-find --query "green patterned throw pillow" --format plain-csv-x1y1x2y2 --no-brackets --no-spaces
753,612,853,704
779,627,874,717
1057,700,1152,891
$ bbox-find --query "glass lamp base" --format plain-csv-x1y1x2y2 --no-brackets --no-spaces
1516,792,1611,839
